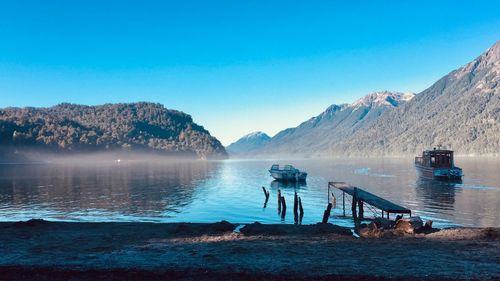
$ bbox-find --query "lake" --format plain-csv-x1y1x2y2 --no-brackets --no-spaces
0,158,498,228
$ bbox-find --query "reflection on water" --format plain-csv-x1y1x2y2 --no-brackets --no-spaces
0,157,498,227
270,180,307,190
415,178,458,210
0,161,215,221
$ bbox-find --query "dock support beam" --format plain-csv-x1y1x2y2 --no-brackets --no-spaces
342,192,345,216
351,188,358,219
358,200,364,219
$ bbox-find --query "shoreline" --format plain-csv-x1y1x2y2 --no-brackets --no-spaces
1,220,499,280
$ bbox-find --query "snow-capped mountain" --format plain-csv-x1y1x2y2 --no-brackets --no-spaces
243,40,500,157
351,91,415,108
248,91,414,157
226,131,271,155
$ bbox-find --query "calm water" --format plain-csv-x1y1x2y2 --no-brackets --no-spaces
0,158,498,228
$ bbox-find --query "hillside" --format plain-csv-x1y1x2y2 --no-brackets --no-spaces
0,102,228,160
333,41,500,156
248,91,415,157
237,40,499,158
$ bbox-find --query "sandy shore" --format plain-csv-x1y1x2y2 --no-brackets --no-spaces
0,220,499,280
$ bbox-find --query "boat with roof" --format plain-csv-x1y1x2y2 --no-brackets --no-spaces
269,164,307,182
414,148,463,181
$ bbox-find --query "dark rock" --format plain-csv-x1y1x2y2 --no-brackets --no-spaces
483,227,500,239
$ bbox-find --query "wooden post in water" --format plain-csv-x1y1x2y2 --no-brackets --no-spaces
278,189,282,214
281,196,287,219
262,186,270,199
262,186,270,208
298,196,304,224
322,203,332,224
293,192,299,224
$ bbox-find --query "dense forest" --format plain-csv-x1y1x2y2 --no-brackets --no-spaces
0,102,227,160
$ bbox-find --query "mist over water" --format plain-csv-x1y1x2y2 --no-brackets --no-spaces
0,157,498,228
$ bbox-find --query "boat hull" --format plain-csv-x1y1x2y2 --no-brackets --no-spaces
415,164,462,181
269,170,307,182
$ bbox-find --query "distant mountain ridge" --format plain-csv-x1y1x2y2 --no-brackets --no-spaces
231,40,500,157
232,91,415,157
226,131,270,154
0,102,228,160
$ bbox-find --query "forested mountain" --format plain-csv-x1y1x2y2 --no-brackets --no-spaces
235,40,499,158
0,102,227,160
226,131,270,154
333,40,500,156
240,91,415,157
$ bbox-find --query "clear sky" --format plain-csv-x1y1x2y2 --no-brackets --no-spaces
0,1,499,145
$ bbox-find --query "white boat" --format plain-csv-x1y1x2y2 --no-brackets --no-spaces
269,164,307,182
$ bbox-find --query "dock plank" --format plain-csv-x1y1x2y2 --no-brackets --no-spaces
329,182,411,214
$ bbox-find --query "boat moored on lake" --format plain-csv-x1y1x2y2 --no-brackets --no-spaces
414,148,463,181
269,164,307,182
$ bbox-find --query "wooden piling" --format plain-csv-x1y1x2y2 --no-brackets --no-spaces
351,188,358,219
278,189,282,214
293,192,299,224
322,203,332,224
262,186,270,199
262,186,270,208
299,197,304,224
281,196,287,219
342,192,345,216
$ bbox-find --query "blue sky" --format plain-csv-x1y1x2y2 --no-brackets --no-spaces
0,1,499,145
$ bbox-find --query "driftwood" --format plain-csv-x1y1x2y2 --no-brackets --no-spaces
424,220,433,229
394,216,423,234
262,186,270,199
322,203,332,224
262,187,270,208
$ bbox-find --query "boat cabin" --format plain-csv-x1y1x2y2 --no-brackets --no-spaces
270,164,296,171
415,149,455,168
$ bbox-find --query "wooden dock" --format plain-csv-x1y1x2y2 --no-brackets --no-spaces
328,181,411,219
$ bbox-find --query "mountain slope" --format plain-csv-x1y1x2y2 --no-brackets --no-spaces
245,41,499,158
252,91,415,157
334,41,500,156
226,131,271,154
0,102,228,159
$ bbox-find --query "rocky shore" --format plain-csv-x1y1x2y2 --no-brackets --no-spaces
0,220,499,280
